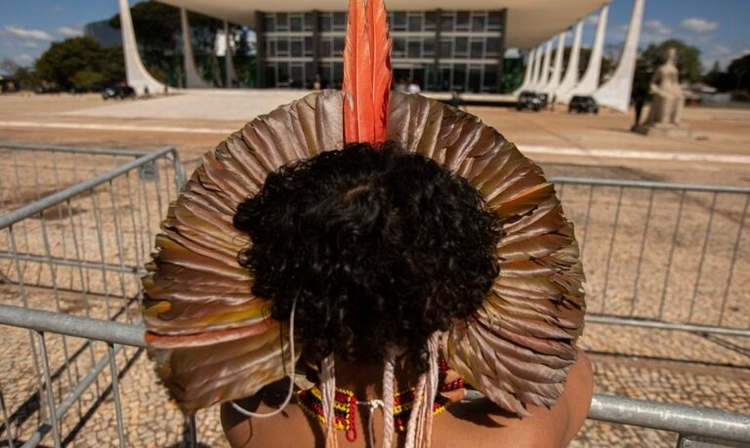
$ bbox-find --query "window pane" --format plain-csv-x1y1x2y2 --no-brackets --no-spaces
277,13,288,31
266,40,276,57
424,11,437,30
393,37,406,57
470,40,483,59
277,39,289,55
290,16,302,32
440,14,453,32
320,14,332,31
471,15,485,32
455,37,468,55
291,40,302,57
334,37,345,55
264,15,276,32
408,40,421,58
333,12,347,30
457,12,470,30
304,38,313,56
488,11,502,30
408,15,422,32
440,40,452,58
486,37,501,56
304,13,314,31
393,12,406,31
423,39,435,57
320,38,332,57
453,63,466,88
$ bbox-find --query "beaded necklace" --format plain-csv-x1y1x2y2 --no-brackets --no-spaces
296,385,452,442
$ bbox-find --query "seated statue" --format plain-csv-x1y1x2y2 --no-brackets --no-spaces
646,47,684,126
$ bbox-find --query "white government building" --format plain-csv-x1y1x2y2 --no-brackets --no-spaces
117,0,645,112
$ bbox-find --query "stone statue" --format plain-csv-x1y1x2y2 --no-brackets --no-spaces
646,47,684,126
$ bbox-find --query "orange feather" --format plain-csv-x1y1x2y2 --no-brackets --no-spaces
342,0,392,144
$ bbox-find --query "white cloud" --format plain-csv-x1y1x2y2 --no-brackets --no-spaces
681,18,718,33
3,25,53,41
586,14,599,25
15,54,34,64
644,20,672,35
57,26,83,38
19,41,40,49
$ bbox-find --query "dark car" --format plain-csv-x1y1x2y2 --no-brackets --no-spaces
102,84,136,100
516,91,542,112
568,95,599,114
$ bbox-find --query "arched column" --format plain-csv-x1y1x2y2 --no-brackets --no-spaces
118,0,164,95
529,45,544,90
223,20,239,88
513,48,536,94
181,8,211,88
536,39,553,93
555,21,583,100
567,6,609,97
595,0,645,112
543,33,566,97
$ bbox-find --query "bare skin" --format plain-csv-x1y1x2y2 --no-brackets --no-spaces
221,349,593,447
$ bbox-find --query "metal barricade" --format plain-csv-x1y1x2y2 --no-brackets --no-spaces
0,143,190,447
1,149,747,447
551,177,750,337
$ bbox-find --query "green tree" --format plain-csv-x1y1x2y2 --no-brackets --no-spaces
703,61,732,92
1,59,38,90
638,39,702,84
35,36,123,90
726,54,750,92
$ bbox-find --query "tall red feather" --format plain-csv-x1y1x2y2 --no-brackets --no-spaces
342,0,392,144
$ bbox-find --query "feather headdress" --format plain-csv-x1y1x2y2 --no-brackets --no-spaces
142,0,585,423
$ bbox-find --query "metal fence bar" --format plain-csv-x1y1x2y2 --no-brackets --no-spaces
586,315,750,337
0,146,178,229
718,193,749,325
0,252,142,275
36,332,62,447
589,394,750,444
0,142,153,158
549,177,750,194
3,304,748,444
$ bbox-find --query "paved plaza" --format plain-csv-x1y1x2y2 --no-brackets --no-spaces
0,90,749,446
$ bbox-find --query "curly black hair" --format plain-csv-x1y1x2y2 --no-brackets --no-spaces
233,142,501,373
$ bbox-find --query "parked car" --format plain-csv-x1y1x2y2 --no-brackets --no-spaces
102,84,136,100
568,95,599,114
516,91,542,112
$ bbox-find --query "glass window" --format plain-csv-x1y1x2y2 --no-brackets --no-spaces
393,12,406,31
440,14,453,32
320,13,332,31
486,37,501,57
304,13,314,31
277,39,289,56
333,62,344,86
453,63,466,88
291,65,303,85
456,12,470,31
393,37,406,57
290,15,302,32
408,15,422,32
484,64,499,91
423,39,435,57
470,40,483,59
488,11,503,31
333,12,347,31
439,40,453,58
265,65,277,87
277,13,288,31
291,39,303,57
304,38,313,57
468,66,481,92
408,40,421,58
264,15,276,32
278,61,289,83
424,11,437,31
334,37,345,56
455,37,468,56
319,38,332,57
266,40,276,57
471,14,486,32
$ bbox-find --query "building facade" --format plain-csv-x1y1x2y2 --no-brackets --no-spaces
257,9,507,92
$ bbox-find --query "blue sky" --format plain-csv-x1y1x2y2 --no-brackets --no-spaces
1,0,749,72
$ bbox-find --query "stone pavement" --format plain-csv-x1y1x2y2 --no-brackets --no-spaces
0,91,748,446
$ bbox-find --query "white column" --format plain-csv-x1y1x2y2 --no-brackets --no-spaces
224,20,239,88
568,6,609,97
536,39,553,93
118,0,164,95
544,33,566,97
595,0,645,112
181,8,211,88
513,48,536,94
529,45,544,90
555,21,583,100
